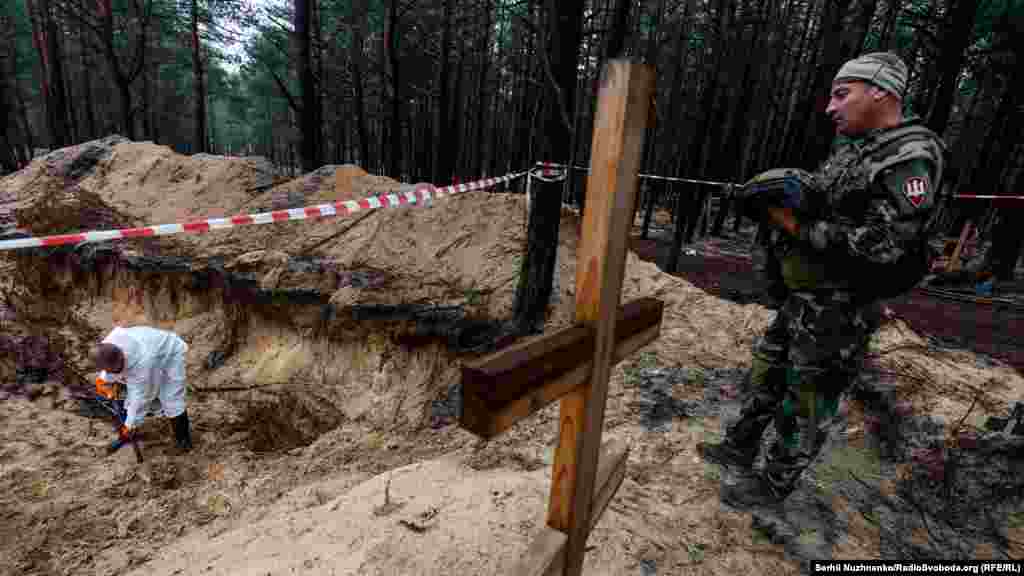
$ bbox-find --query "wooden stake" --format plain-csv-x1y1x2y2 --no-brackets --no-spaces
511,439,629,576
947,220,973,273
545,60,653,576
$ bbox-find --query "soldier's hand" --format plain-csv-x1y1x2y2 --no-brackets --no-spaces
767,207,801,237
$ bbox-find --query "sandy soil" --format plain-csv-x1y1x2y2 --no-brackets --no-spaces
1,138,1022,575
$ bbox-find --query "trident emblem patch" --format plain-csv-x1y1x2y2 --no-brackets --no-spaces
904,176,928,207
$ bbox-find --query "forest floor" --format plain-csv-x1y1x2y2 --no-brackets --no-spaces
630,224,1024,374
1,140,1022,575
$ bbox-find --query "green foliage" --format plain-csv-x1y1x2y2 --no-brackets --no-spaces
686,542,706,563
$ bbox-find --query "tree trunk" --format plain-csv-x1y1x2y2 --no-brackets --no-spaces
449,45,465,178
639,0,667,234
926,0,979,135
604,0,632,60
801,0,851,170
147,37,160,143
142,45,152,141
95,0,137,140
703,0,741,180
514,10,534,175
879,0,901,49
350,0,369,167
512,0,584,334
296,0,320,171
433,0,453,183
473,1,491,177
774,3,818,165
840,0,878,62
0,13,20,171
32,0,70,148
386,0,401,177
192,0,207,153
663,0,693,172
15,86,34,157
0,80,18,172
421,97,431,178
25,0,50,139
719,0,768,182
675,0,730,249
666,179,689,272
118,80,133,141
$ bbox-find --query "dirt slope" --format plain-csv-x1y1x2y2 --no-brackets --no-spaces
1,138,1022,575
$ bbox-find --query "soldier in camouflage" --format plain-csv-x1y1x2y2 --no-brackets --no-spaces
697,52,948,507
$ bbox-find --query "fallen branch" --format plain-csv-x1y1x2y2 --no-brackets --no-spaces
865,343,936,359
953,392,981,437
192,384,283,394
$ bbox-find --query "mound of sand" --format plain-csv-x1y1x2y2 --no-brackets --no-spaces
2,137,1023,576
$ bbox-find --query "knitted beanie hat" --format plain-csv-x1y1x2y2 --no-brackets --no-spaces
833,52,909,99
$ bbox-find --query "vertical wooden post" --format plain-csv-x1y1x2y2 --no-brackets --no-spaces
640,180,658,239
545,60,653,576
946,219,973,273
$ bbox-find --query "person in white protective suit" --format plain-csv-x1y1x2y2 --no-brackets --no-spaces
94,326,192,452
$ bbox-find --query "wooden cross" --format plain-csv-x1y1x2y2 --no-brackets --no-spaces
458,60,659,576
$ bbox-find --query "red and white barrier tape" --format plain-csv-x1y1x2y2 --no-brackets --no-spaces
953,194,1024,200
540,162,1024,200
538,161,737,187
0,171,527,252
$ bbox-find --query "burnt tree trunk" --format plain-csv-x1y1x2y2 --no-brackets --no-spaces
512,0,584,334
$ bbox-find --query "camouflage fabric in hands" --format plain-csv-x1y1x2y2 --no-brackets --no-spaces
781,117,947,298
741,168,825,300
739,168,823,220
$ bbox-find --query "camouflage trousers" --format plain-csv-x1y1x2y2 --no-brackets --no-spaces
726,289,879,496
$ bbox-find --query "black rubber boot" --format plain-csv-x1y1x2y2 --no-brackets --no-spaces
171,411,193,452
721,472,789,509
697,440,757,470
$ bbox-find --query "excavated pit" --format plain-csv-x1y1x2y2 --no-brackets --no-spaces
5,242,507,452
0,137,538,455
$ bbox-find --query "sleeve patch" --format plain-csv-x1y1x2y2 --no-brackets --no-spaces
903,176,929,207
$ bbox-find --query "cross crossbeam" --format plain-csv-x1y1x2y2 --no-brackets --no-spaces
457,60,657,576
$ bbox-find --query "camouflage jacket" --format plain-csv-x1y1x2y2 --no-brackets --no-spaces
777,116,947,295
